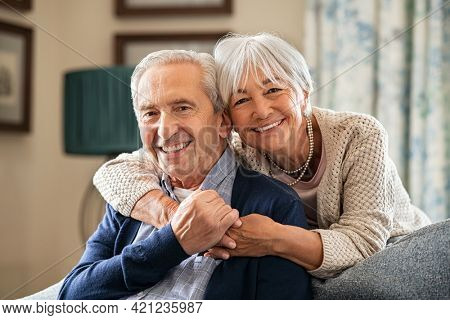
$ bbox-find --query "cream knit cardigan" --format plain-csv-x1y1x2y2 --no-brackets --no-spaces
93,107,430,279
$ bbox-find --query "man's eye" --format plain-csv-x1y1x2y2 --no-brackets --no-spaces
143,111,157,119
234,98,249,107
177,106,191,112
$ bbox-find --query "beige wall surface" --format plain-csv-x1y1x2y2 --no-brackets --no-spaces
0,0,306,299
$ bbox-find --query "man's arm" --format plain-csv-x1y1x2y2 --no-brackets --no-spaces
58,204,189,300
94,151,237,238
59,191,240,300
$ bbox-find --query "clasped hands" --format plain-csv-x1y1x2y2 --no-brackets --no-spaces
171,189,278,259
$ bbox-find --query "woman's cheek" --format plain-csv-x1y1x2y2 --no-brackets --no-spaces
231,110,252,134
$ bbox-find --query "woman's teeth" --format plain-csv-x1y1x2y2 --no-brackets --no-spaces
253,120,283,133
161,142,190,153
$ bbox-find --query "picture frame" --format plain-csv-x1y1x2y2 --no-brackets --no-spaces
0,0,32,11
115,0,232,16
0,20,33,132
114,32,228,65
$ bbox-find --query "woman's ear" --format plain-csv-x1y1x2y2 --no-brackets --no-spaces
303,90,309,102
218,111,232,139
299,90,309,113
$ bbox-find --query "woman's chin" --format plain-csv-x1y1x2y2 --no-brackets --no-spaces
242,123,290,153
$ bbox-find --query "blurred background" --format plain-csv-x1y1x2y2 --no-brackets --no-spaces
0,0,448,299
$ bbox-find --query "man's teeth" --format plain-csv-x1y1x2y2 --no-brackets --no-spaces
161,142,190,153
254,120,282,132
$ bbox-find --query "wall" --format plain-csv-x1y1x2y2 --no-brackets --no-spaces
0,0,306,298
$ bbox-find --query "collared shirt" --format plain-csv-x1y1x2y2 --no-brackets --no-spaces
127,147,238,300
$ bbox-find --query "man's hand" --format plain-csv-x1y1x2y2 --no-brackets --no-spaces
171,189,239,255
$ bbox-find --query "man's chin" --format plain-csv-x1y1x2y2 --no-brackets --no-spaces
161,163,197,181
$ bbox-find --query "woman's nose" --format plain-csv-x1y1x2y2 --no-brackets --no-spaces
252,96,273,120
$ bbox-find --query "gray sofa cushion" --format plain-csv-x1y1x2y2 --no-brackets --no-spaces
20,280,63,300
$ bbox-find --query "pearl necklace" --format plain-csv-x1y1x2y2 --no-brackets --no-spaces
265,116,314,186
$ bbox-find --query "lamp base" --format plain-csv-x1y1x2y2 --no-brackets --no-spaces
79,181,106,243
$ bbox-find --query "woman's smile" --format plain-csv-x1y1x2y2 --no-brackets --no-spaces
252,118,286,133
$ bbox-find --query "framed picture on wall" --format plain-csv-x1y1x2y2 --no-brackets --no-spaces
115,0,232,16
0,21,33,132
114,32,228,65
0,0,32,11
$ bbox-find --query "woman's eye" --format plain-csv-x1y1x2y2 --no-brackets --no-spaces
234,98,249,107
266,88,282,94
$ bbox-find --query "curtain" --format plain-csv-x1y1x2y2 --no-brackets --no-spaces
305,0,450,221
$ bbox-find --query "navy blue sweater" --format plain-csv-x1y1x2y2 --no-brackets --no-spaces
58,167,311,300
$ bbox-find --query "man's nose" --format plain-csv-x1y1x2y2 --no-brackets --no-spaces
157,112,179,140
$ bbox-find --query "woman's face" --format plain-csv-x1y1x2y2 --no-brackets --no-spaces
228,71,304,155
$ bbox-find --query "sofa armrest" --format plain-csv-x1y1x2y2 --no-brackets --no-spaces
20,280,64,300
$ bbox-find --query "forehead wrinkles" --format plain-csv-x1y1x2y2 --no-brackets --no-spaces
138,70,168,106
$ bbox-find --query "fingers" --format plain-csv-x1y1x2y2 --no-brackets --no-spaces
208,196,227,208
216,234,236,249
219,208,239,233
205,247,231,260
196,189,220,202
199,190,241,228
232,218,242,228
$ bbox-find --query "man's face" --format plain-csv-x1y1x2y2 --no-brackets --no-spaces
135,62,228,187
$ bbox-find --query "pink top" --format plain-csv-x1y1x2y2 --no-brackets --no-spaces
267,142,327,228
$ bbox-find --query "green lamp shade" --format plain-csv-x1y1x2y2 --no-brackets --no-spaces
64,67,141,155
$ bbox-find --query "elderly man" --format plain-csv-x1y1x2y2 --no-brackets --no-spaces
58,50,311,300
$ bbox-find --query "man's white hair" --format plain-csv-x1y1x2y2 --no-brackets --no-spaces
130,49,224,113
214,33,314,115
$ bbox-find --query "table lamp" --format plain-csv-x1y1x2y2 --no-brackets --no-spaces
64,66,141,241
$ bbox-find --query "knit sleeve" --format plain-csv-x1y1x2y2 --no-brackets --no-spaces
309,127,394,279
93,148,163,217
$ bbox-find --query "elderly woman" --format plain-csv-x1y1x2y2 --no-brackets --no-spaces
94,33,449,299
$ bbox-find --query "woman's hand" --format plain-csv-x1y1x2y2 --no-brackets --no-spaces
131,190,179,228
205,213,279,259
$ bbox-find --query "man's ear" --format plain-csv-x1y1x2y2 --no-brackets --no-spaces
218,111,232,139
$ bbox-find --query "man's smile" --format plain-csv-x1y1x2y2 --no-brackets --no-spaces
159,141,192,153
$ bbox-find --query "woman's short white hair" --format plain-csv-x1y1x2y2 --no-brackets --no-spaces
214,33,313,115
130,49,224,113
